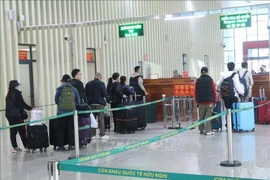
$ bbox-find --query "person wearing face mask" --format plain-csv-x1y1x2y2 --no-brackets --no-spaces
5,80,33,153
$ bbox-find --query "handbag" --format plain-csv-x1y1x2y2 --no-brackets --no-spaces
20,109,28,120
90,113,98,128
30,109,44,126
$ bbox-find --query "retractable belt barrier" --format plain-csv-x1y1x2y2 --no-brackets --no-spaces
57,101,270,180
1,99,269,179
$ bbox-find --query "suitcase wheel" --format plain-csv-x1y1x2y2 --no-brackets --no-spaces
141,127,145,130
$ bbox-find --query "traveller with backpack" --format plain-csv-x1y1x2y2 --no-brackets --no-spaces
216,62,244,129
238,62,254,102
217,62,244,109
52,74,80,151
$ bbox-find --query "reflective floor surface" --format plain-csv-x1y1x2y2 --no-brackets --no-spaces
1,121,270,180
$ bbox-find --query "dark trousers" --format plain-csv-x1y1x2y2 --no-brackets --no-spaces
90,104,105,137
8,118,28,148
54,115,74,147
111,103,118,131
224,97,238,129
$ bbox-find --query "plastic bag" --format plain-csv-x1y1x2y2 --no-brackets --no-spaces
30,109,44,126
90,113,98,128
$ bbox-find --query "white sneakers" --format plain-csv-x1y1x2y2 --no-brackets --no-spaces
100,135,109,140
198,131,215,135
205,132,215,135
92,135,110,140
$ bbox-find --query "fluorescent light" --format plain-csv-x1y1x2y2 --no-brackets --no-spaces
164,14,205,21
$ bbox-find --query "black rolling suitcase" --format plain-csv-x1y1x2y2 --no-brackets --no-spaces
135,101,147,130
115,102,138,134
132,94,147,130
27,124,49,153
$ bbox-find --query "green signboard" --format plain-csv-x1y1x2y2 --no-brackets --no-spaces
119,24,144,38
220,13,251,29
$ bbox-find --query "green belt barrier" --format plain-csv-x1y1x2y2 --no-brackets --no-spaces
59,101,270,179
61,111,227,165
0,103,56,112
0,98,172,130
77,98,172,115
0,112,74,130
60,100,270,165
59,108,262,180
59,163,261,180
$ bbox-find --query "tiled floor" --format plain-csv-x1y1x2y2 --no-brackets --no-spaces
1,121,270,180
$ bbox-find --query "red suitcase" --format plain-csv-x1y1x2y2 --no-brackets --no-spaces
258,101,270,124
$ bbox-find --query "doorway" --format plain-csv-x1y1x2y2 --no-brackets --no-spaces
18,44,36,107
86,48,97,79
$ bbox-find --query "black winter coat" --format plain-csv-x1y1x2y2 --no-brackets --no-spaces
5,89,32,121
70,79,87,103
110,82,124,105
85,78,107,106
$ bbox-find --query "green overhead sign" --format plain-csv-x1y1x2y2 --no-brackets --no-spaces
220,13,251,29
119,24,144,38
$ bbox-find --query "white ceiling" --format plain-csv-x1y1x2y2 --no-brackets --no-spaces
221,1,270,8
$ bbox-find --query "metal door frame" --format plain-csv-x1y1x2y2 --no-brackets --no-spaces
18,44,36,107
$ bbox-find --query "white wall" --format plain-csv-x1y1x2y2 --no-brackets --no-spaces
0,1,224,126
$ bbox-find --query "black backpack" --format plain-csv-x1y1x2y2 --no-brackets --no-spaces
239,70,249,97
221,72,236,100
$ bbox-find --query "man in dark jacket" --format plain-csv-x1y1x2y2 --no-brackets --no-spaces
129,66,148,101
195,67,216,135
85,72,108,140
70,69,87,103
110,72,126,131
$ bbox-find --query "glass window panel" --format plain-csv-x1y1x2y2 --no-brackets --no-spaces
258,21,268,35
250,59,260,73
235,62,242,70
235,36,246,51
258,35,269,41
235,50,243,63
258,14,268,21
256,8,268,15
224,51,234,63
259,48,269,57
247,21,257,36
247,35,258,41
250,9,257,15
223,38,234,51
223,29,234,38
251,15,257,22
235,28,246,37
248,49,258,58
